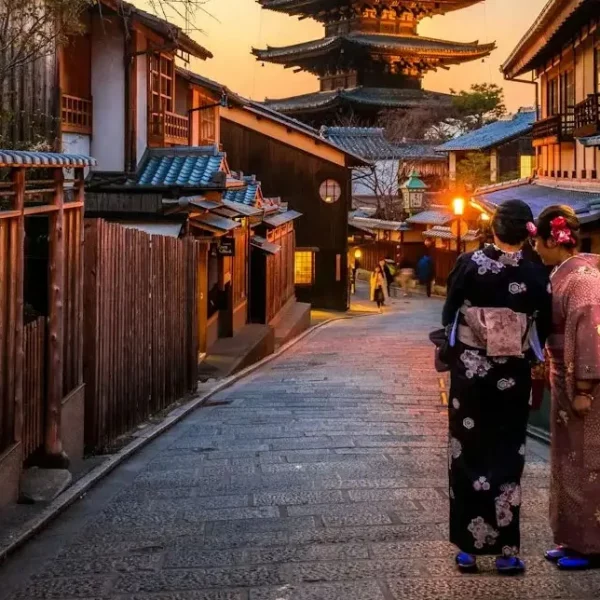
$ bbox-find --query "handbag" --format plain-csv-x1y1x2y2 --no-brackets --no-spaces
429,312,459,373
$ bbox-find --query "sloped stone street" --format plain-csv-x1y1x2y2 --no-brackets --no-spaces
1,293,599,599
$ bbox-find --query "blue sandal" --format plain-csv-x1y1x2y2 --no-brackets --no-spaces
455,551,477,572
496,556,525,575
545,546,572,562
557,555,595,570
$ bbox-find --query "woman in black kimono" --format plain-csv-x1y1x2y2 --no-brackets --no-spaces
443,200,551,574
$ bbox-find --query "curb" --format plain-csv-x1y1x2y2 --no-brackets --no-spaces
0,311,376,563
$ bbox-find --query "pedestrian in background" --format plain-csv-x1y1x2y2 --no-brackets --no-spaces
531,206,600,571
416,253,434,297
442,199,552,575
370,265,388,313
379,257,394,296
398,257,415,297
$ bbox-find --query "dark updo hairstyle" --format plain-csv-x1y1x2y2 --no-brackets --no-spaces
537,205,581,249
491,199,534,245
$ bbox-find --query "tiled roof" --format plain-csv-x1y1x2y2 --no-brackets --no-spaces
251,235,281,254
320,127,399,160
253,33,495,63
119,1,212,60
262,210,303,228
475,179,600,224
223,176,260,206
436,110,536,152
136,146,236,189
264,87,453,113
395,143,447,161
258,0,483,17
502,0,585,78
406,210,454,226
349,215,409,232
423,225,480,242
0,150,96,167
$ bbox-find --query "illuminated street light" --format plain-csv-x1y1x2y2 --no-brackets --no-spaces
452,197,465,216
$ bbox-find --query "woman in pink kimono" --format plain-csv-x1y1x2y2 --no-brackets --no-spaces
532,205,600,570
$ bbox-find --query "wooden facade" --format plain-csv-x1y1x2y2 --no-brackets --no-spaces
221,116,357,311
0,152,94,508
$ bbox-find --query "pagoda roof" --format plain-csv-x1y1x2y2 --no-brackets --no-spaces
258,0,484,20
263,86,453,114
253,32,495,67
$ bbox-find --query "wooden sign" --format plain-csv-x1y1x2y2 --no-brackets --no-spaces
217,239,235,256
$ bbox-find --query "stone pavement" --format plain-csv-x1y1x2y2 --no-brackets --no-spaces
1,296,600,599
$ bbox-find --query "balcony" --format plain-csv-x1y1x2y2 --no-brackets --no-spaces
532,112,574,146
149,110,189,146
61,95,92,135
574,93,600,138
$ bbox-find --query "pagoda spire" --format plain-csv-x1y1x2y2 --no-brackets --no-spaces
254,0,495,125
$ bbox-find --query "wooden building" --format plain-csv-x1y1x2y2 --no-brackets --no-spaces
58,0,212,169
0,150,96,508
198,91,367,311
436,109,536,186
252,0,494,124
495,0,600,253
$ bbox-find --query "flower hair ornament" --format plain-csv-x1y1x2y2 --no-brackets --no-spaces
550,216,575,245
526,222,537,237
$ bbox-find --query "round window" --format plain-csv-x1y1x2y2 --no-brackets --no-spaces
319,179,341,204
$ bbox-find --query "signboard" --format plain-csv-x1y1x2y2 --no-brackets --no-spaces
217,239,235,256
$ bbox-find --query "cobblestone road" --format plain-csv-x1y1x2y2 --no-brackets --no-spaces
1,295,600,599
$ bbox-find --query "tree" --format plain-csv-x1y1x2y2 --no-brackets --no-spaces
0,0,213,149
379,106,452,144
456,151,490,191
450,83,507,132
353,160,403,221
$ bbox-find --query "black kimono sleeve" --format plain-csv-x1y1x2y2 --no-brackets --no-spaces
442,253,470,327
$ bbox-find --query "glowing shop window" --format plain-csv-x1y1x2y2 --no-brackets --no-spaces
319,179,341,204
294,251,314,285
520,155,535,178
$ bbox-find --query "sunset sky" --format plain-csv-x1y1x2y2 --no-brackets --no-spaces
148,0,548,113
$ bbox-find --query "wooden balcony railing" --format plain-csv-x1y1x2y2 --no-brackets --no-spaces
574,93,600,138
149,110,189,146
61,95,92,135
532,111,574,144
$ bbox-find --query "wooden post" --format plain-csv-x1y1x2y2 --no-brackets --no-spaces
44,168,68,467
75,169,85,386
11,168,25,445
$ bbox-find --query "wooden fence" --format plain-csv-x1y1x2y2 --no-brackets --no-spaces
83,219,200,451
433,249,458,287
22,317,45,459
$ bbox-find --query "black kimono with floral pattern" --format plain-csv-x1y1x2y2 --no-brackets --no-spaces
442,245,551,556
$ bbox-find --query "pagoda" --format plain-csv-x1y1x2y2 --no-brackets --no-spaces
253,0,495,125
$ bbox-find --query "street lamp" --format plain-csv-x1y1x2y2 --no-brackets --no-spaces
453,197,465,258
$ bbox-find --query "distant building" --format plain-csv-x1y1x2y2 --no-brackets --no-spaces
320,127,447,216
252,0,495,125
436,109,536,186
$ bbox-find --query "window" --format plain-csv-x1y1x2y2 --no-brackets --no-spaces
148,52,175,139
319,179,341,203
520,155,535,178
547,77,559,117
294,251,314,285
198,95,217,144
559,69,574,113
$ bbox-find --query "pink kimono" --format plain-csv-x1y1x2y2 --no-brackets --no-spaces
547,254,600,554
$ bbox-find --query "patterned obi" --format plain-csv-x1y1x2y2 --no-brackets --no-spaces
456,305,541,359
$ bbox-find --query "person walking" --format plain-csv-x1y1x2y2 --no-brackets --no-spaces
442,199,552,575
370,265,388,313
531,206,600,571
398,258,415,297
379,258,394,297
416,253,435,297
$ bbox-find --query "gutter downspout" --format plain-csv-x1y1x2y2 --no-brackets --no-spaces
122,16,133,172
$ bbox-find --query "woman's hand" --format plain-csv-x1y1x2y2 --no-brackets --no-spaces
573,394,592,417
